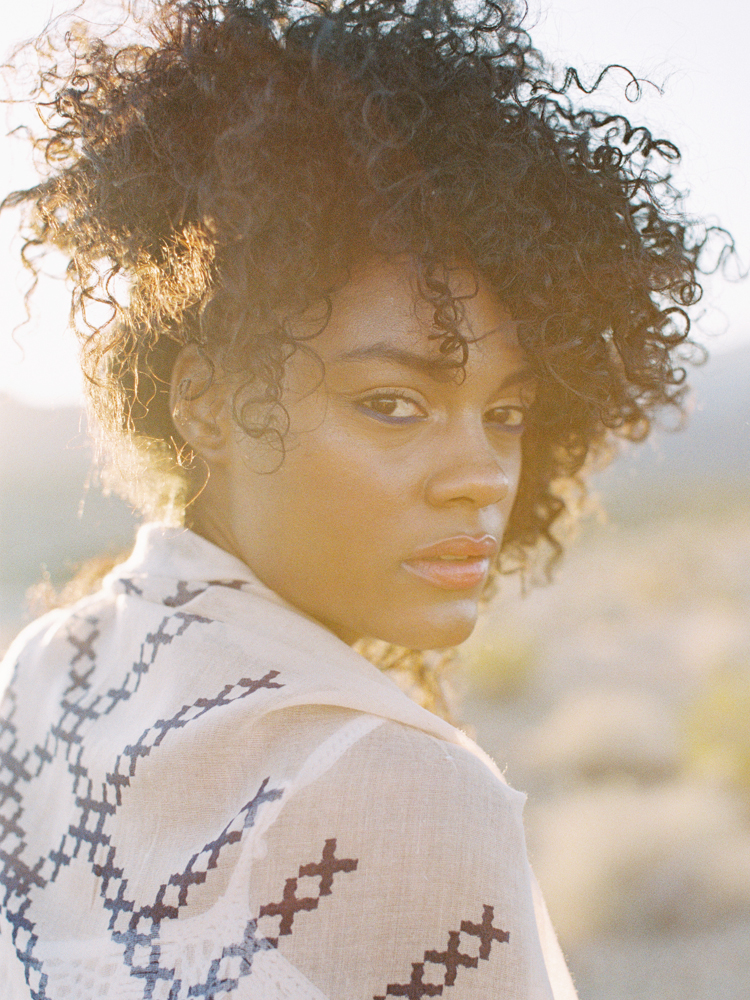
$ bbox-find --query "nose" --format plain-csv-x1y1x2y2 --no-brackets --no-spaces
424,431,513,509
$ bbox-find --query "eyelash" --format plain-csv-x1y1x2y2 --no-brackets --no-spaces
484,405,528,434
355,392,529,432
355,391,425,424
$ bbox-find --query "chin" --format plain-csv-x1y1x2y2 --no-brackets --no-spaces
373,599,480,650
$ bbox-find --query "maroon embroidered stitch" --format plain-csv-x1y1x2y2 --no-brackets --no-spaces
374,904,509,999
258,838,358,946
376,963,444,999
424,930,478,986
460,905,510,960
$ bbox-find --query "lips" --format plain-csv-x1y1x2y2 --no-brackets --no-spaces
402,535,498,591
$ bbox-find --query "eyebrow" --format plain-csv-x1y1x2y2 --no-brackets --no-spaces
332,341,537,390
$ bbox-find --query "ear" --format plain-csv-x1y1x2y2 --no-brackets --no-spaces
169,344,233,465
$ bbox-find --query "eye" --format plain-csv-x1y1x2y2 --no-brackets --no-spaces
484,404,527,434
355,392,427,425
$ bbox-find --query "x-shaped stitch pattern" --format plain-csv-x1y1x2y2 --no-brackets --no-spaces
127,837,358,999
161,578,248,608
257,839,358,946
107,669,282,805
94,666,287,931
8,611,212,895
137,777,285,925
0,618,268,999
86,663,286,993
0,700,46,998
183,917,275,999
0,693,44,909
374,905,509,999
128,613,213,692
44,612,209,780
64,615,100,694
111,779,285,998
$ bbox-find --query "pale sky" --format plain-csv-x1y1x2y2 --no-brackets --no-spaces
1,0,748,407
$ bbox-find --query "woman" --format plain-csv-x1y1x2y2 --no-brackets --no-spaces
0,1,720,997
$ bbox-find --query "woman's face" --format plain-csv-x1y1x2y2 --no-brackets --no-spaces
191,258,534,649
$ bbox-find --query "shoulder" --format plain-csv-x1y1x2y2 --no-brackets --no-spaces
244,709,547,1000
258,706,527,863
0,596,102,703
325,712,524,821
233,694,524,824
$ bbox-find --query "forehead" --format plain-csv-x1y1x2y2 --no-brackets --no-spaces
312,257,518,362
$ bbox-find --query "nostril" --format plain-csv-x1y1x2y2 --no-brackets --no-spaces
425,461,510,508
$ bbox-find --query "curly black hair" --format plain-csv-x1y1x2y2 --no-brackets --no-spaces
2,0,725,573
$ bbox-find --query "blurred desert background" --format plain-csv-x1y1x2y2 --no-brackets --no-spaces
1,343,749,999
0,0,748,996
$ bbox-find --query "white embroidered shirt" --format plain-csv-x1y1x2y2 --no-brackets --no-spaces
0,525,577,1000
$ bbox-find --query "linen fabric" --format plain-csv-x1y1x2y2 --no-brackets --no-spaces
0,524,577,1000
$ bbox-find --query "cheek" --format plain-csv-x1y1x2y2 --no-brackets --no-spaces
239,430,412,556
303,415,417,492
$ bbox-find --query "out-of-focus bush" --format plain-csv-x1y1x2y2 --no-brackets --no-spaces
682,668,750,796
523,689,679,785
527,781,750,947
460,626,538,699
